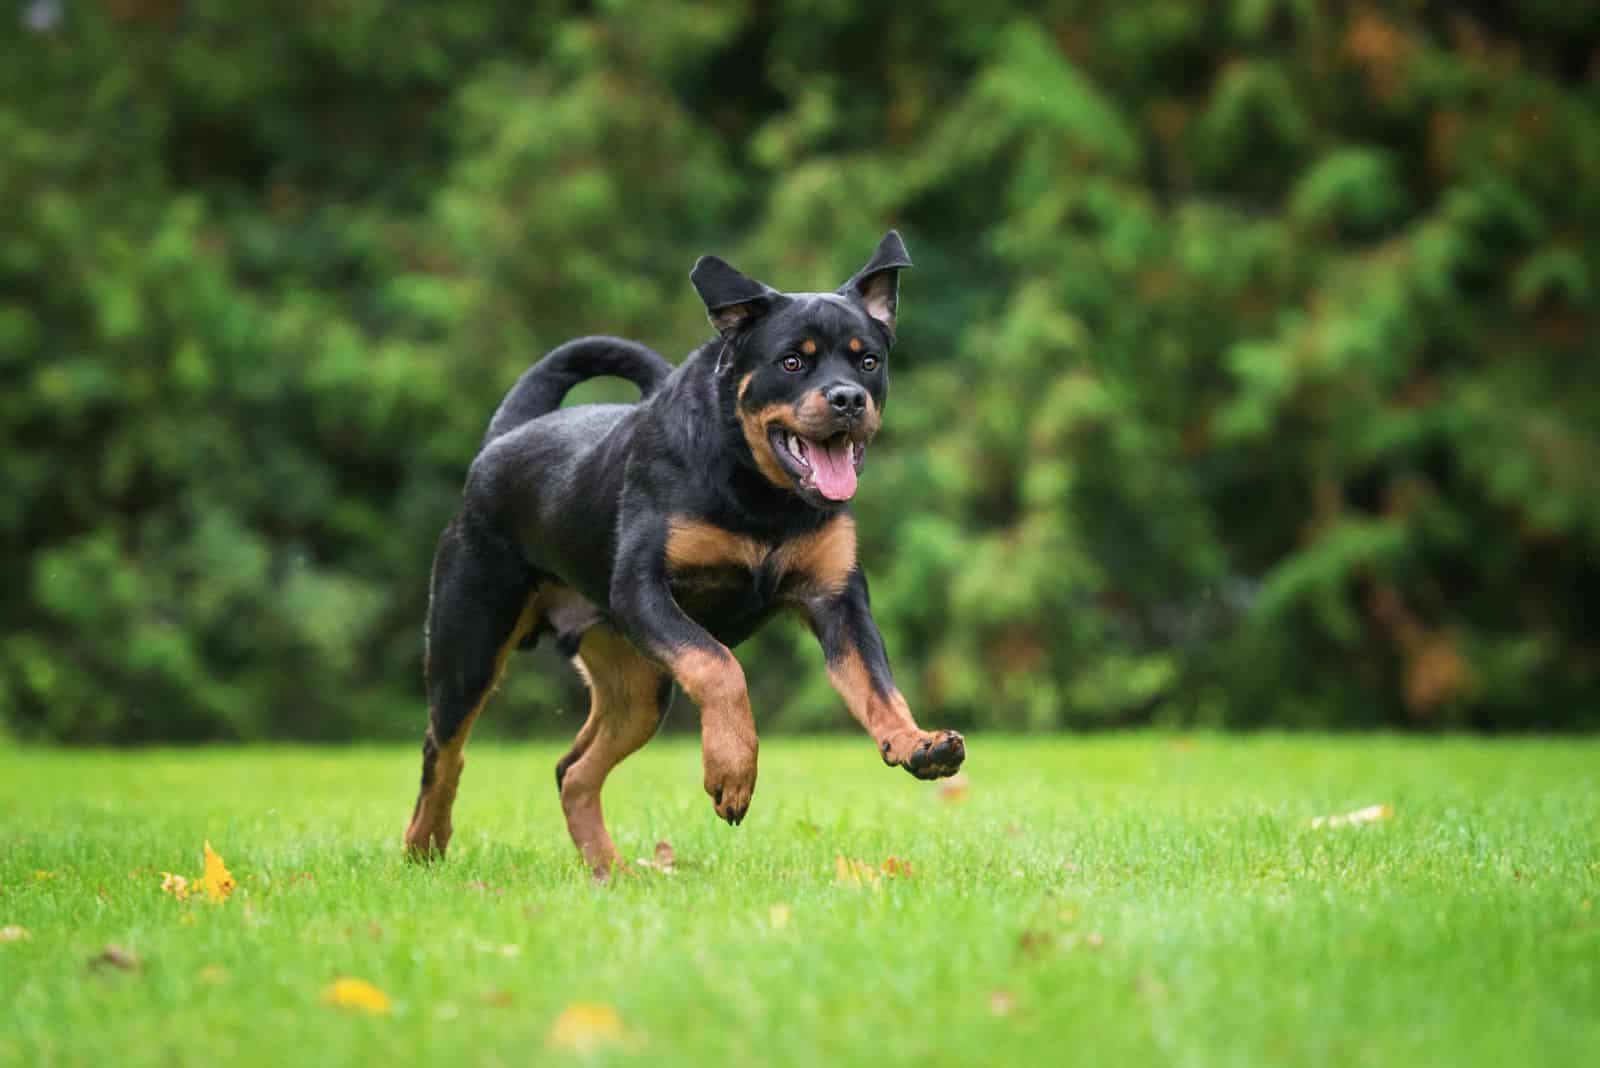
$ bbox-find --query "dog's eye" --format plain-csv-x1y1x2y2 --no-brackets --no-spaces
781,353,804,373
859,354,879,372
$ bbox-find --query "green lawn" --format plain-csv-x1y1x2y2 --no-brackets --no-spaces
1,735,1596,1067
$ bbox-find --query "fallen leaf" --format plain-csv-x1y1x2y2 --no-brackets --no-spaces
768,904,792,930
482,990,514,1008
1310,803,1394,829
937,774,969,802
0,925,31,943
90,944,141,972
323,977,391,1014
637,841,675,873
196,964,229,984
834,856,880,888
1017,929,1056,958
160,872,192,901
881,856,914,879
547,1002,630,1054
34,870,56,881
200,841,235,902
988,990,1017,1017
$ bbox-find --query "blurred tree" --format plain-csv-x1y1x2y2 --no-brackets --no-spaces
1,0,1596,740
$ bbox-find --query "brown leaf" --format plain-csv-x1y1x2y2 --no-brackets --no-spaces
1017,929,1055,958
988,990,1017,1017
637,841,676,873
881,856,914,879
90,944,141,972
482,990,514,1008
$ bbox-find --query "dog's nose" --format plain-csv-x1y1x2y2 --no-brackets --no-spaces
825,384,867,418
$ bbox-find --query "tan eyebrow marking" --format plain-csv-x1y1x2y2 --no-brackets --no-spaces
800,338,817,356
848,337,863,353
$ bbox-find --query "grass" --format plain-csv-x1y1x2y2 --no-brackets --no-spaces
1,734,1597,1067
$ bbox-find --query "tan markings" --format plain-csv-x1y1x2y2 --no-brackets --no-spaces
849,337,863,353
559,625,667,877
405,591,539,857
666,516,767,573
823,644,927,764
737,401,796,489
670,645,747,711
737,379,880,493
800,338,817,355
670,645,758,822
665,514,855,598
772,514,857,598
796,390,831,428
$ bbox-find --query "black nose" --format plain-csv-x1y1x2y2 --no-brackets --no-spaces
825,384,867,418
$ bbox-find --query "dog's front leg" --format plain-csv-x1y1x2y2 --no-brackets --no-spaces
804,570,965,779
611,530,758,825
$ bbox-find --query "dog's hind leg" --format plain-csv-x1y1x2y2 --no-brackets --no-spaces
404,520,537,859
558,624,670,878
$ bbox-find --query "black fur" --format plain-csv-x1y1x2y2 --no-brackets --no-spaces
416,231,955,826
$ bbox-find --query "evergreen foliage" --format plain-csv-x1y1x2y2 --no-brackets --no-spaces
4,2,1596,739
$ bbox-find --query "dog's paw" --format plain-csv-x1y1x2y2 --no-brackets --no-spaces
703,734,758,825
880,730,965,780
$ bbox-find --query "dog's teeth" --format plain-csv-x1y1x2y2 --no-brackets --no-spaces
789,434,808,466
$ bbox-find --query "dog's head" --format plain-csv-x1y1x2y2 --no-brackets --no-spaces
690,231,911,509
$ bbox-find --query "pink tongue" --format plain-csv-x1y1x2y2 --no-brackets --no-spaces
808,438,858,501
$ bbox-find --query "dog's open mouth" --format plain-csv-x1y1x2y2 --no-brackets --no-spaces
770,428,867,502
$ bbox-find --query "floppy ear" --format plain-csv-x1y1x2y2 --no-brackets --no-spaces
691,255,782,338
837,230,913,338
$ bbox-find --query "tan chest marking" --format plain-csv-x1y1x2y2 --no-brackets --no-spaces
665,515,857,599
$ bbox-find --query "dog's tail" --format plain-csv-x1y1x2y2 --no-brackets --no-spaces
482,335,674,445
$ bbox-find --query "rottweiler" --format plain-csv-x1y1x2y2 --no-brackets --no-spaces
403,231,966,875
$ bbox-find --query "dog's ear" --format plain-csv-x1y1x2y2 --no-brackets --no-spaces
838,230,912,338
691,255,782,338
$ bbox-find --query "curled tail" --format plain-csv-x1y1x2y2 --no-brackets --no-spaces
483,335,674,446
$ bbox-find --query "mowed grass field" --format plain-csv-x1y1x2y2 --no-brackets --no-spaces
1,735,1596,1067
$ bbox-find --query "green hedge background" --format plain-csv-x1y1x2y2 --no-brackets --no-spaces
4,1,1598,742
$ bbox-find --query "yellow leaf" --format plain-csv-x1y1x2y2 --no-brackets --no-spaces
881,856,914,879
547,1002,629,1054
33,870,55,881
196,964,228,984
160,872,192,901
323,977,391,1014
768,904,792,930
1310,804,1394,829
0,925,31,943
834,855,880,888
201,841,235,902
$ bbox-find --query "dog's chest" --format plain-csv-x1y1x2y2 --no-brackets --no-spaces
663,515,857,629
